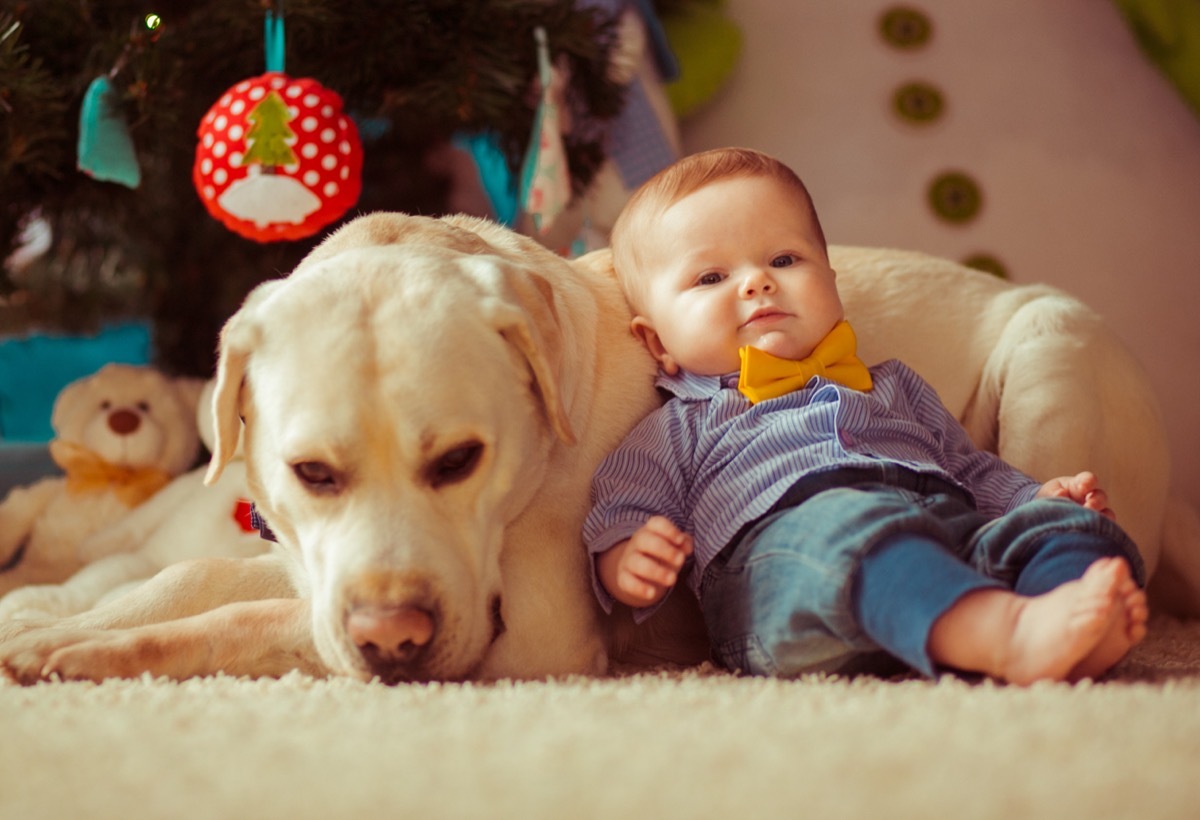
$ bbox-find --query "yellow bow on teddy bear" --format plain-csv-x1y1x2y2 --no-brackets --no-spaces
49,439,173,507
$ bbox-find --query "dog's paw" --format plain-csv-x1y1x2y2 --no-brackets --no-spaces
40,634,149,684
0,627,102,685
0,627,176,684
0,630,59,684
0,614,50,645
0,586,63,622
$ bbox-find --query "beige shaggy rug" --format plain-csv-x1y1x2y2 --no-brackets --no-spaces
4,614,1200,820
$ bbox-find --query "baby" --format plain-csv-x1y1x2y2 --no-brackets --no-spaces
584,147,1148,684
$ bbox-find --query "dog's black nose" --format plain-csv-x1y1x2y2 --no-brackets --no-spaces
347,604,435,682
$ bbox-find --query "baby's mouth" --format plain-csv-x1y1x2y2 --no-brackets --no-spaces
741,308,789,329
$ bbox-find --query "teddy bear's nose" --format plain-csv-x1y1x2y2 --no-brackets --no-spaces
108,408,142,436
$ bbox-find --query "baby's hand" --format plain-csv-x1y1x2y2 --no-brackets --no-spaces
606,516,694,607
1037,471,1115,519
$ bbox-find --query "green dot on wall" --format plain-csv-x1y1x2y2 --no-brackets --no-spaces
879,6,934,50
961,253,1009,280
893,81,944,124
928,171,983,224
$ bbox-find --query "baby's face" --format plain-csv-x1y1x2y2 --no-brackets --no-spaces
631,175,844,376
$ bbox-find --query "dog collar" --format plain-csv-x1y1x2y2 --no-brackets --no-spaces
249,503,277,542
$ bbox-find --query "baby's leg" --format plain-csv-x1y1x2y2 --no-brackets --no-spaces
852,533,1004,677
927,556,1146,684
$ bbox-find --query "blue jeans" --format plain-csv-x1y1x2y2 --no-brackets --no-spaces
698,465,1144,678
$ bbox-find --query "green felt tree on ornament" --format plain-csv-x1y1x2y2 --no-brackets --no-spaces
242,90,298,170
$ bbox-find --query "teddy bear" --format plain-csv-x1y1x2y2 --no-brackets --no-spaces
0,378,271,625
0,363,204,598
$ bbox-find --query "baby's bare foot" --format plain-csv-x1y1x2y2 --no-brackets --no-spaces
1068,560,1147,681
998,557,1127,685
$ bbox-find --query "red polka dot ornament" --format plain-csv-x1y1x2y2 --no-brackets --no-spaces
193,72,362,242
192,11,362,242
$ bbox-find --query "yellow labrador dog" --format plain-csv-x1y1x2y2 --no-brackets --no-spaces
0,213,660,684
2,212,1192,684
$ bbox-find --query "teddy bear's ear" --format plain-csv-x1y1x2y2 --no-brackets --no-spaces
206,279,285,484
172,376,208,420
49,363,126,439
49,373,94,438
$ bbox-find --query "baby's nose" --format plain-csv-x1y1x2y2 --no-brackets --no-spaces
740,269,776,296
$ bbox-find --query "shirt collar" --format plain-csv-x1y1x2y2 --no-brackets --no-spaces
655,368,740,401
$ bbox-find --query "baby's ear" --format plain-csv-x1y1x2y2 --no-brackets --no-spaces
630,317,678,375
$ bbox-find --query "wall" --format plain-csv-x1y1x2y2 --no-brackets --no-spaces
680,0,1200,509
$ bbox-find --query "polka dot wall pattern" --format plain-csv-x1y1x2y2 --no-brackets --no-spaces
193,72,363,242
878,5,1007,278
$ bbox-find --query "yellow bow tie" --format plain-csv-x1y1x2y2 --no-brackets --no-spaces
737,320,873,403
49,439,173,508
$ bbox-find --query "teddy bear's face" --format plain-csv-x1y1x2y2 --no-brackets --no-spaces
51,364,202,476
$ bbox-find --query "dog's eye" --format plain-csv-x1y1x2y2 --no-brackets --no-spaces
427,442,483,488
293,461,340,492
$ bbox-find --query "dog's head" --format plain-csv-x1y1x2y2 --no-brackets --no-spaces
205,214,578,683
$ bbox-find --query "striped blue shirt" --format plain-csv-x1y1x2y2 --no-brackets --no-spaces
584,359,1042,616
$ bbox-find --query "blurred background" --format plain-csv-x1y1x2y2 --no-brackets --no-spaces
679,1,1200,510
2,0,1197,509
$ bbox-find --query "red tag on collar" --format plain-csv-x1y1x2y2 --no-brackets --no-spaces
233,499,256,533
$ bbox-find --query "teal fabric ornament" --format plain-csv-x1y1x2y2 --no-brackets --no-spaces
77,76,141,189
452,131,519,227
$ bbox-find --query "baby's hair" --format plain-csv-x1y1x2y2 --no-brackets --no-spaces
611,147,826,309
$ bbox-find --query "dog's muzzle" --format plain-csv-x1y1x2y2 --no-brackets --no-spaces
347,594,505,685
347,602,438,684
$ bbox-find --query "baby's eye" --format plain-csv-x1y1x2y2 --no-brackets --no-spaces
770,254,797,268
696,271,724,286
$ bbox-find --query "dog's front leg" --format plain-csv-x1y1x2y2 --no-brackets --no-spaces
0,552,159,622
1,598,325,684
74,552,297,631
0,552,296,647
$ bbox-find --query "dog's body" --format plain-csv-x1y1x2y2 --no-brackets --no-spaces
201,212,662,683
1,214,1194,685
0,213,660,683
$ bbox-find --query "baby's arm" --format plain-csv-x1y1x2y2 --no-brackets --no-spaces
596,516,693,608
1036,471,1115,519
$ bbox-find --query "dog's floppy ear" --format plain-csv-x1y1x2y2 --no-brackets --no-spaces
467,256,576,446
205,279,284,484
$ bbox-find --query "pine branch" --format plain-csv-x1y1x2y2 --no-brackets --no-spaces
0,0,627,374
0,13,72,283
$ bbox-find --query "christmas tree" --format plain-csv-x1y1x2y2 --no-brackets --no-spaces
0,0,630,376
